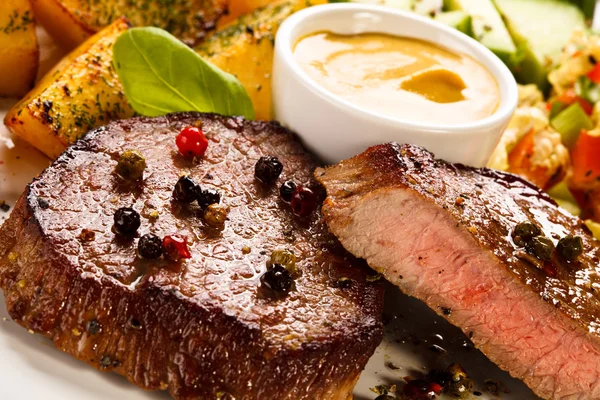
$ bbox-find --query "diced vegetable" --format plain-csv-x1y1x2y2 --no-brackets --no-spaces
587,63,600,83
507,130,554,189
548,101,567,120
585,219,600,240
574,75,600,104
570,129,600,187
550,103,593,148
548,181,581,216
547,88,593,115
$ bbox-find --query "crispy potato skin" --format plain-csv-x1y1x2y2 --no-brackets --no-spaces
197,0,327,120
4,18,134,159
0,0,39,97
32,0,227,50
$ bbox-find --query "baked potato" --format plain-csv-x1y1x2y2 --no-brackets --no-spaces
4,18,134,159
0,0,38,97
31,0,227,50
197,0,327,120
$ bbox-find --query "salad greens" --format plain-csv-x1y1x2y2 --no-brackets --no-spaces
113,27,254,120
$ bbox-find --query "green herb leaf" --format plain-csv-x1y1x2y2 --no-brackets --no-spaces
113,27,254,119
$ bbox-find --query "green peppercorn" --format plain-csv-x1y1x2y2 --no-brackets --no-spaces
268,249,298,277
557,235,584,261
512,221,541,247
115,150,146,181
204,204,229,228
526,236,555,261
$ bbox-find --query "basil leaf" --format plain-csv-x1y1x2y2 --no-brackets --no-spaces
113,27,254,120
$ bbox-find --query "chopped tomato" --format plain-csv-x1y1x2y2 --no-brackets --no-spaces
570,130,600,188
507,130,563,190
588,64,600,84
547,89,594,115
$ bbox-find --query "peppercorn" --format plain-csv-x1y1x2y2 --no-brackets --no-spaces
196,188,220,209
269,249,298,277
173,176,198,203
176,126,208,157
113,207,141,236
526,236,555,261
374,396,395,400
255,156,283,184
115,150,146,181
445,364,473,399
204,204,229,228
279,180,297,202
260,264,293,293
138,234,163,259
290,185,317,217
557,235,584,261
402,379,442,400
427,369,451,387
512,221,542,247
162,235,191,261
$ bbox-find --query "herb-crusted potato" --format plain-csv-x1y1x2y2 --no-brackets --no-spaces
31,0,227,50
196,0,327,120
0,0,38,97
4,18,134,159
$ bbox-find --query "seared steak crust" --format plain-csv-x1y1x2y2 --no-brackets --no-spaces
0,113,384,400
316,143,600,400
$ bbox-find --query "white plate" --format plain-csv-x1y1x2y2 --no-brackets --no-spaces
0,31,540,400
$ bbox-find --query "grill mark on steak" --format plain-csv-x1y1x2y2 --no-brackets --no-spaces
0,113,384,400
316,143,600,400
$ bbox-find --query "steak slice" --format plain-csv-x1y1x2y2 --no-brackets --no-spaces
316,143,600,400
0,113,384,400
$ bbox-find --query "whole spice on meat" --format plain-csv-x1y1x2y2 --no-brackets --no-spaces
176,126,208,157
526,236,555,261
403,379,443,400
268,249,298,276
445,364,473,399
113,207,141,236
162,235,191,261
196,188,220,210
279,180,297,202
138,233,163,259
115,150,146,181
290,185,317,217
254,156,283,184
260,264,293,293
374,396,395,400
173,176,198,203
427,369,451,387
204,204,229,228
512,221,542,247
557,235,584,261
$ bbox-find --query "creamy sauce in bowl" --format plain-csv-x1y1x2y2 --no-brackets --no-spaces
293,32,500,125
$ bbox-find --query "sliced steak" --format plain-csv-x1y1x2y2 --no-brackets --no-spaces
316,143,600,400
0,113,384,400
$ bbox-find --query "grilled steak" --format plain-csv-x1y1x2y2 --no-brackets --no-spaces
0,113,384,400
316,143,600,400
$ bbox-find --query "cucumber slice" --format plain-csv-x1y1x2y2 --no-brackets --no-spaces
494,0,587,91
444,0,517,67
434,11,473,36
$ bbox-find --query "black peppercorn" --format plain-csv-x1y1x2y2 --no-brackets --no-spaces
138,234,163,259
557,235,584,261
255,156,283,184
291,185,317,217
260,264,293,293
173,176,198,203
113,207,140,236
279,180,297,202
196,187,221,209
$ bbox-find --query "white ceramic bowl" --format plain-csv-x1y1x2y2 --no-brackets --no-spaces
272,3,518,167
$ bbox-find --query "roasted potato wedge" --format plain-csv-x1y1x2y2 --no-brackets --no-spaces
0,0,38,97
197,0,327,120
4,18,134,159
31,0,227,50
